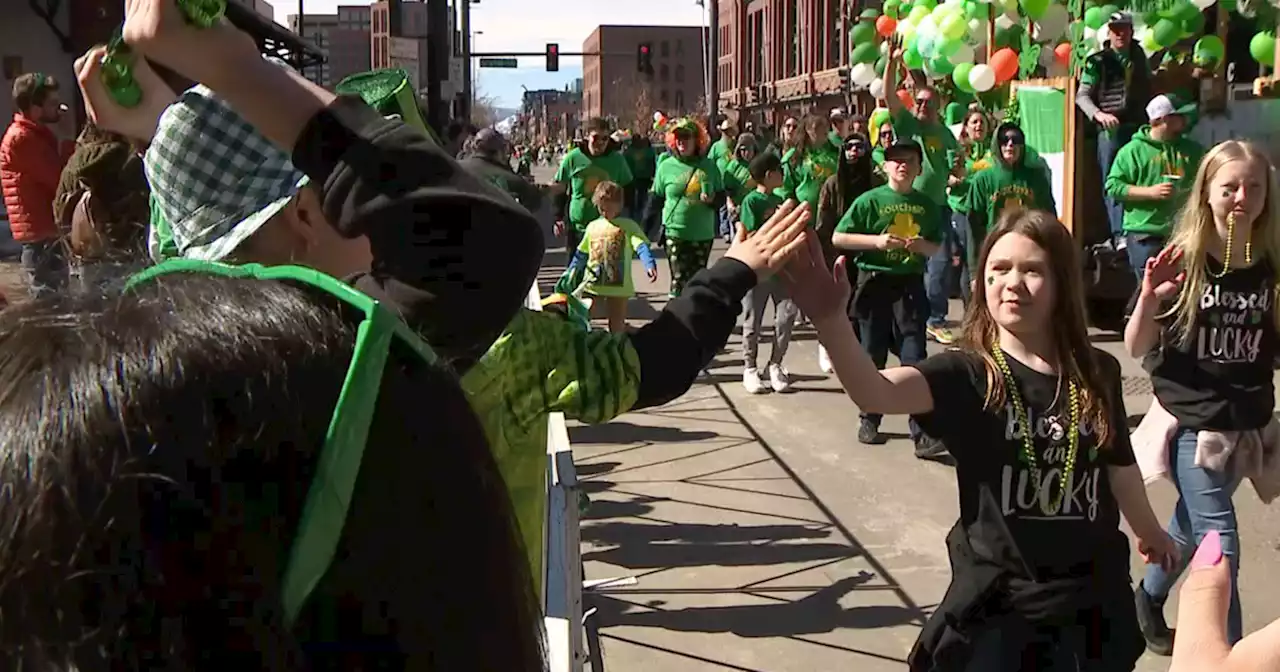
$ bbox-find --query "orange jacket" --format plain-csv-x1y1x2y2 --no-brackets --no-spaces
1,115,64,242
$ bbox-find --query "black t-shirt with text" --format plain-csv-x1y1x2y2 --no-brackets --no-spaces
912,349,1134,580
1149,258,1277,430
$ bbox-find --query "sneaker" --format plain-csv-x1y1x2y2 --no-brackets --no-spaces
858,419,885,445
818,344,834,374
1115,236,1128,251
1134,584,1174,656
743,368,768,394
926,324,955,345
913,434,952,463
768,363,792,393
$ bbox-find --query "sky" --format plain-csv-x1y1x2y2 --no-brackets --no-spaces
274,0,708,107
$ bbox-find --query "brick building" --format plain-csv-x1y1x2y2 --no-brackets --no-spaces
581,25,707,132
717,0,851,127
521,88,582,146
288,5,372,88
369,1,464,102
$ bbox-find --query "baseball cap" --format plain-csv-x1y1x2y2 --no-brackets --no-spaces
883,139,924,163
1146,94,1197,122
718,118,736,131
145,82,309,262
1108,11,1133,26
830,107,848,121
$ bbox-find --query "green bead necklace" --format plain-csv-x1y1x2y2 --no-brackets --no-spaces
991,346,1080,512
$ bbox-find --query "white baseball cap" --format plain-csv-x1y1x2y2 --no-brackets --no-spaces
1146,94,1197,122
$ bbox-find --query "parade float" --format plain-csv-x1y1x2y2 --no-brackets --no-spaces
846,0,1279,321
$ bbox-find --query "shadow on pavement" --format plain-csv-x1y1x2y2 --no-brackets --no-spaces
582,521,834,545
569,421,719,445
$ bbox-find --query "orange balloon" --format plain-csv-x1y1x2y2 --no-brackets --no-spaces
876,15,898,38
1053,42,1072,67
990,48,1019,83
896,88,914,108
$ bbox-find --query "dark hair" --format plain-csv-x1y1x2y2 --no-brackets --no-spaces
12,72,57,111
748,152,782,182
0,274,545,670
445,120,477,143
585,117,611,134
835,133,875,215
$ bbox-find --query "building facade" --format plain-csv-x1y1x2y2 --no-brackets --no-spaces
521,88,582,146
370,1,464,102
230,0,274,19
581,25,707,132
718,0,850,127
288,5,371,88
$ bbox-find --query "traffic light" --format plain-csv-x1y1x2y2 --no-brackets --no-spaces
546,43,559,72
838,67,850,91
637,43,654,77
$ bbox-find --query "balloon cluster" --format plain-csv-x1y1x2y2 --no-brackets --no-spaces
653,111,669,131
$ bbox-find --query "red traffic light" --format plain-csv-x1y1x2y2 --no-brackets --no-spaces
549,45,558,55
640,45,649,54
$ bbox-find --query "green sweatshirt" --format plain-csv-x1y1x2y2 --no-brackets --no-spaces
555,146,634,230
965,123,1057,232
892,109,960,207
947,143,994,213
780,143,838,214
1104,126,1206,237
722,157,755,203
708,136,734,169
650,153,724,241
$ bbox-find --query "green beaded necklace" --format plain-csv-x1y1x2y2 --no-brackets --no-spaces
990,346,1080,513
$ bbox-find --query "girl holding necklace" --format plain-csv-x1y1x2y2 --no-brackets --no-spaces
784,208,1176,670
1125,140,1280,653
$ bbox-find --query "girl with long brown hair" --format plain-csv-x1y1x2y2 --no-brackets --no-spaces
785,208,1175,669
1124,139,1280,653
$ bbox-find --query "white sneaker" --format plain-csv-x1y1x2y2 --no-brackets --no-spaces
818,344,833,374
743,368,768,394
768,363,792,393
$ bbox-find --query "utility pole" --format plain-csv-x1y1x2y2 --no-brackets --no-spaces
461,0,473,123
425,0,448,132
708,0,719,127
296,0,305,72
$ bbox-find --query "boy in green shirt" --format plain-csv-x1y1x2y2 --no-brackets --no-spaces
832,140,946,461
1104,94,1205,279
738,152,798,394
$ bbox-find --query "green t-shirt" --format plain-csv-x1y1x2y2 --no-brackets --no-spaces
892,109,960,207
555,147,634,230
722,157,755,203
650,154,724,241
947,144,994,213
739,189,783,233
792,143,839,213
835,184,942,275
708,136,734,169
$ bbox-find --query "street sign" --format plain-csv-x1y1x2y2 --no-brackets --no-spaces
479,57,519,68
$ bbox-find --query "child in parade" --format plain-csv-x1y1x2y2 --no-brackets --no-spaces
565,181,658,333
787,207,1176,670
1125,139,1280,653
739,152,798,393
831,140,944,459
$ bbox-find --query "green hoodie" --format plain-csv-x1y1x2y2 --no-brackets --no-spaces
650,153,724,241
722,156,755,203
1104,126,1205,237
965,123,1057,232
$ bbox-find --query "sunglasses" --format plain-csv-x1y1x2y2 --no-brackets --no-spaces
915,97,935,107
126,259,439,627
1000,134,1025,146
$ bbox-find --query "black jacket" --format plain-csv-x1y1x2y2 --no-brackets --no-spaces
291,96,545,372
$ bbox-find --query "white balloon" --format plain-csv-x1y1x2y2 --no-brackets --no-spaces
1191,0,1216,8
948,43,975,64
1084,26,1096,42
851,62,877,86
994,13,1015,30
969,63,997,91
1033,4,1069,42
918,16,939,37
1096,25,1111,47
869,77,886,99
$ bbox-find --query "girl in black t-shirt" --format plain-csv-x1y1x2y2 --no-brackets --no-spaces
785,208,1176,670
1124,139,1279,652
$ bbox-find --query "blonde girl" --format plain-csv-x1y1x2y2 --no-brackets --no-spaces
572,181,658,332
1124,140,1279,651
786,208,1174,670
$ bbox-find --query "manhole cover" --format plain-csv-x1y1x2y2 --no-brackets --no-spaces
1122,376,1152,396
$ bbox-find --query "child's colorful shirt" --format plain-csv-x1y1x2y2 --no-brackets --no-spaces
574,216,657,298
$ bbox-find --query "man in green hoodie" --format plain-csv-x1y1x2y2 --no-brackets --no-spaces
1104,94,1204,279
964,122,1057,240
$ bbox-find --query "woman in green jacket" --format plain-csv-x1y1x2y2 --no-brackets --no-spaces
642,118,725,297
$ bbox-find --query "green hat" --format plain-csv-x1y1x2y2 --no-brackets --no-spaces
335,69,439,145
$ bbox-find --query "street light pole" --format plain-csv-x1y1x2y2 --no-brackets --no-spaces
461,0,473,122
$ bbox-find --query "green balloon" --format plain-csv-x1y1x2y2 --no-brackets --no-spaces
908,5,931,22
1152,19,1181,48
904,44,925,69
852,41,880,64
929,55,956,75
875,56,888,76
885,0,902,18
1194,34,1225,65
953,62,976,92
1181,11,1205,38
1219,0,1235,11
917,0,937,10
1250,31,1276,67
1084,6,1105,29
860,8,881,20
851,22,877,45
1099,4,1120,19
1021,0,1050,20
940,13,967,41
995,24,1023,50
965,1,988,20
1175,0,1202,22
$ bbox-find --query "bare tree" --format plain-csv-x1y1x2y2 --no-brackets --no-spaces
471,87,500,127
630,82,654,136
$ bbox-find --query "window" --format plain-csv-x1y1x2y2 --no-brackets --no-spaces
676,39,684,55
660,64,670,82
675,64,685,82
661,40,670,57
660,89,669,103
